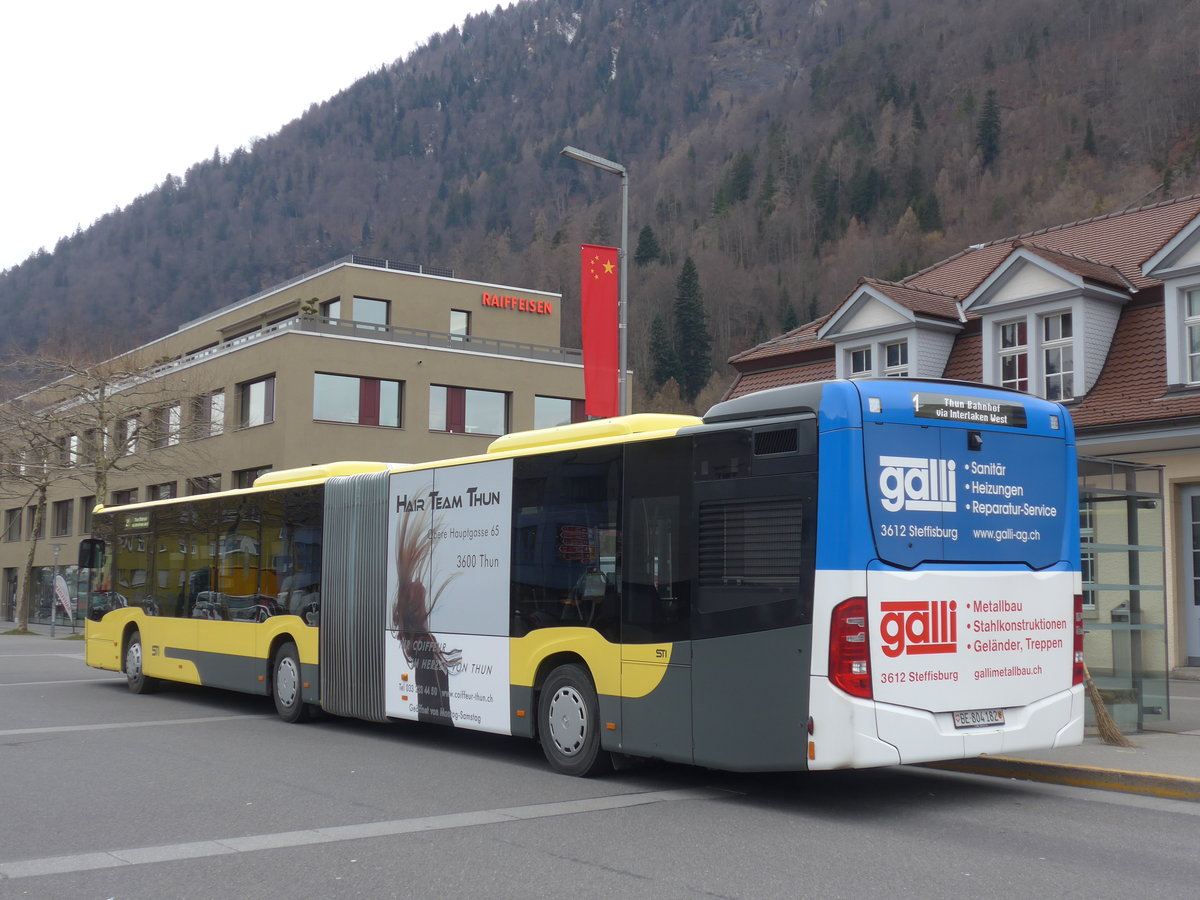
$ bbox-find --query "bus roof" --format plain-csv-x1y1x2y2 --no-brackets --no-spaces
91,415,703,517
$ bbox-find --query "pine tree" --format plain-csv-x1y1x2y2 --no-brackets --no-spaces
1083,118,1097,157
781,301,799,332
976,89,1001,171
635,225,662,266
915,190,943,232
911,101,926,133
673,257,712,403
649,314,681,388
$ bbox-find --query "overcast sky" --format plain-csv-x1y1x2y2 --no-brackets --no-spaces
0,1,506,271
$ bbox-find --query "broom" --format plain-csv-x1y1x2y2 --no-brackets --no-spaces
1083,661,1134,747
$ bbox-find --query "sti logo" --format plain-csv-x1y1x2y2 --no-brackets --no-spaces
879,599,958,658
879,456,957,513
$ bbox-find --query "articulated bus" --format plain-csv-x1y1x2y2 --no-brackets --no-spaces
80,379,1084,775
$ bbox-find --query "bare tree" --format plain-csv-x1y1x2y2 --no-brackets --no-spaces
0,344,213,632
0,393,85,631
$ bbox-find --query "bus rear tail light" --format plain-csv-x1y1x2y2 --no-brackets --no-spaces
1072,594,1084,686
829,597,872,699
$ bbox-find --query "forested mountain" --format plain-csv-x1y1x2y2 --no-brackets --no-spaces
4,0,1199,404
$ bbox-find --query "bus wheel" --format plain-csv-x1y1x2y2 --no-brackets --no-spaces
538,664,610,777
272,642,309,723
124,631,159,695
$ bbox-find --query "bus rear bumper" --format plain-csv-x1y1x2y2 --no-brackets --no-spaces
807,679,1084,770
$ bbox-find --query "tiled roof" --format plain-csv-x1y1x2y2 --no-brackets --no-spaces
727,281,962,367
725,195,1200,429
906,195,1200,296
941,330,982,383
1069,298,1200,428
728,315,831,365
1013,241,1136,292
723,360,837,399
861,279,964,322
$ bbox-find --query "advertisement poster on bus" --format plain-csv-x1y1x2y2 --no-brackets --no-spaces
384,459,513,734
868,567,1075,712
865,391,1070,569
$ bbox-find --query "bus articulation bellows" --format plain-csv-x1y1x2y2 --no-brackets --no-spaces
80,379,1084,775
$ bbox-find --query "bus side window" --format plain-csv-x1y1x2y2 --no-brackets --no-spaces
510,447,621,640
262,487,323,624
623,496,689,643
622,436,692,644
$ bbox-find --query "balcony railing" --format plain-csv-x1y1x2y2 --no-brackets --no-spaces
145,315,582,383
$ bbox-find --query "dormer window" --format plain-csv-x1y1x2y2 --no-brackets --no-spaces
849,347,872,377
999,321,1028,391
844,339,913,378
991,312,1077,400
1043,312,1074,401
1185,289,1200,383
883,340,909,377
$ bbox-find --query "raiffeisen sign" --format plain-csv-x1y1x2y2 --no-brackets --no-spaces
480,292,553,315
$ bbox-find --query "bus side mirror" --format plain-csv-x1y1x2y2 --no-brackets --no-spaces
78,538,104,569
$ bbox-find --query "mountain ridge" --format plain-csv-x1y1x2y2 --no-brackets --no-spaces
4,0,1199,403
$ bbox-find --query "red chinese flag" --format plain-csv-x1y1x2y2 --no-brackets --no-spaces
580,244,620,418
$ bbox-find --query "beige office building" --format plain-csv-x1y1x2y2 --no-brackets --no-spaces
1,255,591,621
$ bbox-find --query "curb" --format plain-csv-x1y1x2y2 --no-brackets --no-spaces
922,756,1200,802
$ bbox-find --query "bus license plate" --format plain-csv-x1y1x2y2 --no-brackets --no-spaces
953,708,1005,729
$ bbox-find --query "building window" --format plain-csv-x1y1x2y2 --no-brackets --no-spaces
118,415,140,456
234,466,271,490
429,385,508,436
192,390,225,438
79,497,95,536
883,340,909,377
313,374,403,427
112,488,138,507
1042,312,1074,401
59,434,80,467
1080,503,1096,610
1185,289,1200,383
3,509,20,542
999,321,1029,392
450,309,471,341
535,396,587,429
238,376,275,428
322,296,389,329
152,403,182,449
52,499,73,537
849,347,872,377
149,482,178,502
188,475,221,495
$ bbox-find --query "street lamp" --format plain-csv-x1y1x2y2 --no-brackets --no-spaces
51,543,61,638
560,145,629,416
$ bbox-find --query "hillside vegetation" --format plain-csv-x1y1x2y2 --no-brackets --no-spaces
3,0,1199,406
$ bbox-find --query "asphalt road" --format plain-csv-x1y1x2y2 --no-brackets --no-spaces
3,636,1199,900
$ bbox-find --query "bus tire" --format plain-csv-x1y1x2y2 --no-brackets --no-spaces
272,641,309,723
538,664,610,777
124,631,159,695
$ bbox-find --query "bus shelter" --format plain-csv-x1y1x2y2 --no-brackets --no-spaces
1079,457,1168,730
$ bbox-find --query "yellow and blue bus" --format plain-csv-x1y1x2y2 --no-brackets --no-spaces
81,379,1084,775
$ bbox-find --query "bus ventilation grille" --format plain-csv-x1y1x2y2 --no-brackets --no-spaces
754,428,798,456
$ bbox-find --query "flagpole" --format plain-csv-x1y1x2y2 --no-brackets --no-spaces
561,146,629,416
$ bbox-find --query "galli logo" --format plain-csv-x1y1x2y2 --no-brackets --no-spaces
879,456,957,513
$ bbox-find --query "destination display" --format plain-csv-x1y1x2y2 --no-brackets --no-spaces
912,391,1028,428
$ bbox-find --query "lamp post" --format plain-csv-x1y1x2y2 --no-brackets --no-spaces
51,543,61,638
560,145,629,416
